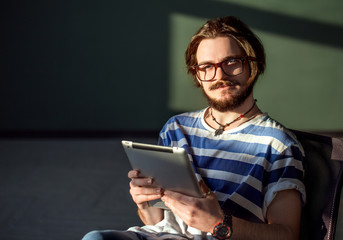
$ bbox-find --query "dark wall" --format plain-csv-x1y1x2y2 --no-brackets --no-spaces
1,1,172,132
1,0,342,133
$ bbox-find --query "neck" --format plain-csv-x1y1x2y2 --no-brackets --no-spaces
207,98,261,134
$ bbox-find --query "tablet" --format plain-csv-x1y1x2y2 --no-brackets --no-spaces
121,140,203,208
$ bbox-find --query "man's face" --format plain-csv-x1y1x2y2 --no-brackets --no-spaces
196,36,252,112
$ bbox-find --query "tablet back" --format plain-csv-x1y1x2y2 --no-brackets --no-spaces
122,141,203,206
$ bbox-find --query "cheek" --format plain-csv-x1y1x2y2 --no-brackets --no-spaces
200,82,212,92
236,69,251,86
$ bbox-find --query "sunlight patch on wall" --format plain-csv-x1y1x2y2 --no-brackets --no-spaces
254,30,343,130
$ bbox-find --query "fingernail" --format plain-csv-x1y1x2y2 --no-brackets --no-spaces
135,171,139,177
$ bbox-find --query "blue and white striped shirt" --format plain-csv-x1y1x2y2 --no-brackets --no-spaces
158,109,306,223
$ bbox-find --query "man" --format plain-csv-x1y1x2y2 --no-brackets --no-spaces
82,16,305,240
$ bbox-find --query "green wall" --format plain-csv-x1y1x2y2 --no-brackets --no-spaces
1,0,342,132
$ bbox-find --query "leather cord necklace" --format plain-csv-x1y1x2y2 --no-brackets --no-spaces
210,100,257,136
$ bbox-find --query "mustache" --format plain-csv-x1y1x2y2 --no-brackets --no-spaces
209,80,240,90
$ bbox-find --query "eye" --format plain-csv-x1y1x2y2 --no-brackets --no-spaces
225,58,240,65
198,64,214,71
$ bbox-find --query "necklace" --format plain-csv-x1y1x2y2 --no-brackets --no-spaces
210,100,257,136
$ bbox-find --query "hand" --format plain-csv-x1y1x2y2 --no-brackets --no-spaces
128,170,164,210
161,180,224,233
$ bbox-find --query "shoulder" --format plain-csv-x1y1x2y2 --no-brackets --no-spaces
253,114,301,144
167,109,205,123
158,109,207,146
244,114,304,156
161,109,206,130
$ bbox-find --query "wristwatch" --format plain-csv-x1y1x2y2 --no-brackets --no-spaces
212,214,233,240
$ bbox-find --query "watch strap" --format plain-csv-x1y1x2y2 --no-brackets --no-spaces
223,214,232,227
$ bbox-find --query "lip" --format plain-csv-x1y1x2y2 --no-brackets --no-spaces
215,85,234,90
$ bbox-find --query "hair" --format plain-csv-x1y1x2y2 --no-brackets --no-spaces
185,16,266,87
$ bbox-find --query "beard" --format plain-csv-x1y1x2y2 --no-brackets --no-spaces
202,79,254,112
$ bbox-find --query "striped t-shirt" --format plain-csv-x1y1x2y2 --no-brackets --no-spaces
129,109,306,239
158,109,306,223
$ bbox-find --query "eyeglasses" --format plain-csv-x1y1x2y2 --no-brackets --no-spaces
192,56,257,81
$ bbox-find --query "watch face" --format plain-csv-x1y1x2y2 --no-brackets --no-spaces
218,226,230,236
214,224,232,239
213,214,233,239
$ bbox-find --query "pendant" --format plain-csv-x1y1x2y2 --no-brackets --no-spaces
215,126,224,136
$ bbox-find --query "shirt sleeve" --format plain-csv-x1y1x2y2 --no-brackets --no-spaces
262,144,306,218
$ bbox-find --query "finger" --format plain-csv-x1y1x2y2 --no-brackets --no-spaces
199,180,210,193
130,177,153,187
163,190,194,205
199,180,212,197
161,194,187,209
132,193,163,205
130,185,163,196
128,169,140,178
130,187,163,205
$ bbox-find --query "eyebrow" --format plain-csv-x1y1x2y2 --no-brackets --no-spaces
197,55,244,65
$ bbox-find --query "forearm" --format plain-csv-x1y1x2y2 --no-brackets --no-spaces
137,206,164,225
231,217,298,240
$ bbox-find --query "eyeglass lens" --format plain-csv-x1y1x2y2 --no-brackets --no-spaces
196,58,244,81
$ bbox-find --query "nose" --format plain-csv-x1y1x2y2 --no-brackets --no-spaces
214,66,228,80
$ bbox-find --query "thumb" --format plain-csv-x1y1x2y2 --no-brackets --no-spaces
199,180,210,194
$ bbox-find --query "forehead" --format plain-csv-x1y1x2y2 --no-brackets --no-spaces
196,36,243,63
